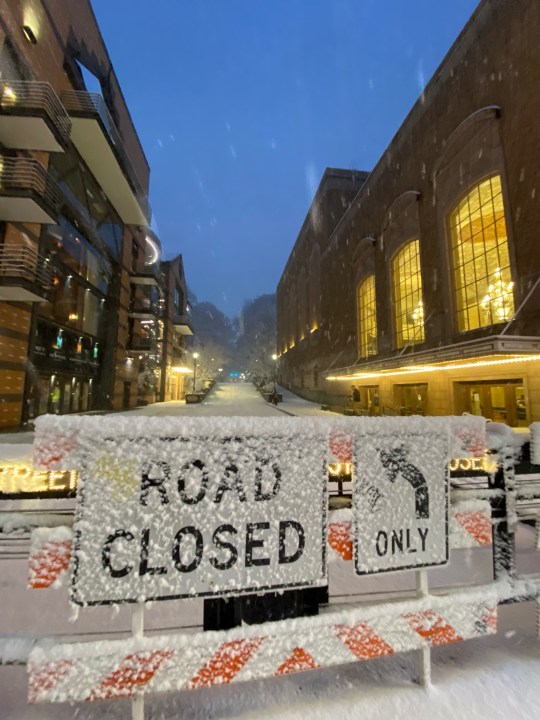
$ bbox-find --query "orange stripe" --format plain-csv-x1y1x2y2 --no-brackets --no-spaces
454,511,492,545
480,606,498,633
188,638,265,689
275,647,319,675
88,650,174,700
334,622,394,659
328,522,353,561
34,436,77,470
404,611,463,646
329,430,353,463
29,540,72,589
28,659,74,703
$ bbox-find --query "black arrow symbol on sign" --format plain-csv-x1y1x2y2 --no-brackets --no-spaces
377,446,430,520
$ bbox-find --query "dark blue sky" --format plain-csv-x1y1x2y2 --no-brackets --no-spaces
91,0,479,317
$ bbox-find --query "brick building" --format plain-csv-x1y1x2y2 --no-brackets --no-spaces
159,254,194,402
0,0,192,429
277,0,540,427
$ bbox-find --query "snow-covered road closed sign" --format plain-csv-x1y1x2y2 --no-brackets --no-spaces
353,423,449,575
71,417,328,605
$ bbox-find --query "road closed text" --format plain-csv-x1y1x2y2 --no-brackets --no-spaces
100,458,306,578
102,520,306,578
72,433,327,604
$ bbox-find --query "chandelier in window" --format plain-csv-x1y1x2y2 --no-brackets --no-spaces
412,299,424,325
480,268,514,322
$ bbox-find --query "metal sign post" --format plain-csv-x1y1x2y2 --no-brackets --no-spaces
132,602,145,720
415,569,431,685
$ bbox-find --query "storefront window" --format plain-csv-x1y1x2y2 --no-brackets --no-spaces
455,380,527,427
392,239,425,349
450,175,514,331
394,383,427,415
357,274,377,357
38,268,105,338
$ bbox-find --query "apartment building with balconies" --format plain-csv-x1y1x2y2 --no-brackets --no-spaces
0,0,191,428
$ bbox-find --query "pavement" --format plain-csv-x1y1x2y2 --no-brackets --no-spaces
113,382,342,419
0,383,339,446
271,386,342,417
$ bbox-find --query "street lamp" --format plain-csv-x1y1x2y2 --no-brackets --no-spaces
272,353,278,392
192,352,199,392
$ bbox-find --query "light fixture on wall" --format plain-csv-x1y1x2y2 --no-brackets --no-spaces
22,25,38,44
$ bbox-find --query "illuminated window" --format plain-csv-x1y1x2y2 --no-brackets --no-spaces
450,175,514,331
357,274,377,357
392,239,425,349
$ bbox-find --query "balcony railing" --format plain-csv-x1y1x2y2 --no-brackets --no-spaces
173,313,194,335
129,298,162,318
0,157,63,221
127,336,156,352
61,90,150,221
130,269,160,286
0,245,53,300
0,80,71,149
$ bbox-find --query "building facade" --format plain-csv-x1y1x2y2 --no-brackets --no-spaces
277,0,540,427
0,0,192,429
159,254,194,402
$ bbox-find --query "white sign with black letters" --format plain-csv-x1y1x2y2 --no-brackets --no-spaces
353,430,449,575
71,432,327,605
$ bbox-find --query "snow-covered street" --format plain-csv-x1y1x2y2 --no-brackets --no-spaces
116,382,342,418
1,384,539,719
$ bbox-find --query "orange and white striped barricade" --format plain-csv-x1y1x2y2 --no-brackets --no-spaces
26,413,516,715
28,584,498,704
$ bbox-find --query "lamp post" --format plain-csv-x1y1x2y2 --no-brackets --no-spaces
272,353,278,392
192,352,199,392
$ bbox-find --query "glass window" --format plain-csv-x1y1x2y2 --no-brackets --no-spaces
449,175,514,331
38,267,105,339
83,290,101,336
392,239,425,349
174,286,184,313
357,274,377,357
0,39,30,81
43,219,112,293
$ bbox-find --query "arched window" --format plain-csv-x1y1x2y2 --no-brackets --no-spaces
449,175,514,331
298,267,307,340
357,274,377,357
392,239,425,349
288,281,297,348
309,244,321,331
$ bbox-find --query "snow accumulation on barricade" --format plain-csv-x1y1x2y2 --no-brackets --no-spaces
29,581,499,665
529,421,540,463
26,579,500,704
32,414,487,470
0,512,72,535
486,421,529,453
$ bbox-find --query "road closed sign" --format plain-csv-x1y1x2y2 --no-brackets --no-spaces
71,421,328,605
353,428,449,575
